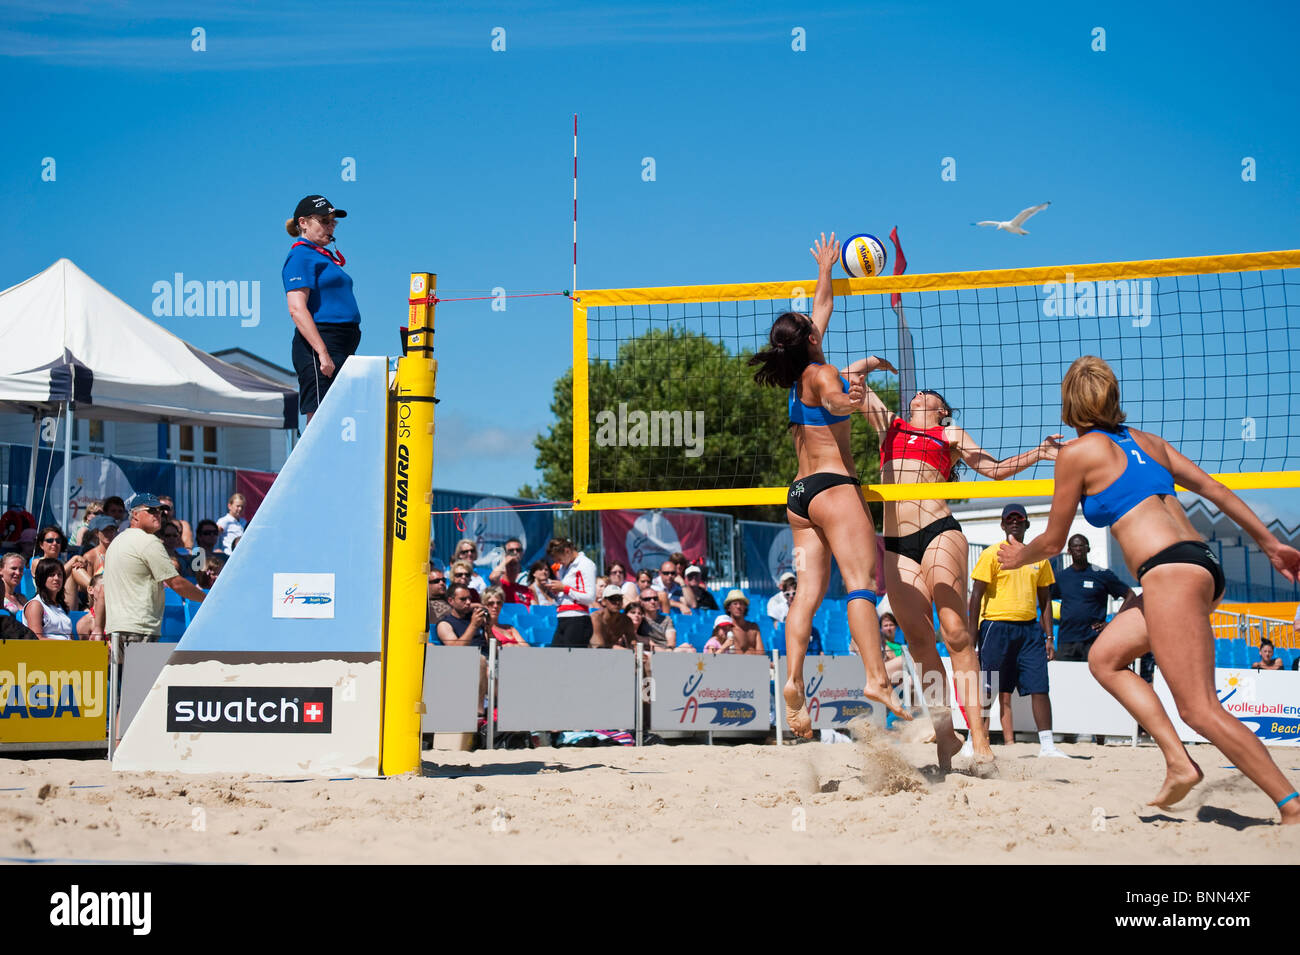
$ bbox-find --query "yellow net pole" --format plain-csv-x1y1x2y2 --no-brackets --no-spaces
381,272,438,775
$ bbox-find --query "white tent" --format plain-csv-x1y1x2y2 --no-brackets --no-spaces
0,258,297,524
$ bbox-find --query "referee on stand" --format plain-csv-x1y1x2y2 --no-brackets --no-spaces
283,195,361,425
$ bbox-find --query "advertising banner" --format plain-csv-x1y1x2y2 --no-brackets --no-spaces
802,656,886,730
600,509,706,574
7,447,176,527
650,653,771,732
271,573,336,619
0,641,108,745
738,520,877,598
431,489,554,578
1155,668,1300,746
235,469,277,520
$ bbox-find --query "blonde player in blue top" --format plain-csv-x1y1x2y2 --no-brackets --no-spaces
999,356,1300,822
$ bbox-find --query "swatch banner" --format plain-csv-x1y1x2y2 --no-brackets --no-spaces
431,489,554,577
738,520,885,598
599,509,707,576
6,446,176,528
235,469,278,521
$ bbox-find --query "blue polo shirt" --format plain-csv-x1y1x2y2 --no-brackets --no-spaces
1050,563,1130,644
282,241,361,325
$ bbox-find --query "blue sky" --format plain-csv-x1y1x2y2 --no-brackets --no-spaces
2,1,1297,524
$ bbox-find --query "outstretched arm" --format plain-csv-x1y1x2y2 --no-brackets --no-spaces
840,356,898,432
953,427,1063,480
999,445,1087,569
1162,438,1300,583
808,233,839,338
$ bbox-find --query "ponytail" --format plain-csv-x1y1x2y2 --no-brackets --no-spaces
749,312,813,389
285,217,301,238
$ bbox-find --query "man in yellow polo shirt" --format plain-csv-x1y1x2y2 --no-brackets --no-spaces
969,503,1066,758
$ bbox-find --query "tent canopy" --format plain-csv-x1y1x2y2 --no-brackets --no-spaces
0,259,296,428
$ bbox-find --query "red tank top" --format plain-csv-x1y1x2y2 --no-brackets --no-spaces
880,419,955,479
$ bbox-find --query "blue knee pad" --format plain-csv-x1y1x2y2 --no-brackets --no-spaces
846,589,879,606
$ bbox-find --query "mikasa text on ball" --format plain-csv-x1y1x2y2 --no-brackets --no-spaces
841,233,887,278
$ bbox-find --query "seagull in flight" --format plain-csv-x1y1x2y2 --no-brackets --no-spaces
973,201,1051,235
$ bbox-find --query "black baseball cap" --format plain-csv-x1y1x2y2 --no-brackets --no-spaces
293,195,347,221
1001,503,1028,520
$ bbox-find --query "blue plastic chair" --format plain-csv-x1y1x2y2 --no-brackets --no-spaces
183,599,203,627
1230,639,1249,668
161,603,186,640
1214,639,1230,667
533,605,557,631
498,603,526,628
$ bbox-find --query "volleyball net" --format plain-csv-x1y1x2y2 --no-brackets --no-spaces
571,250,1300,511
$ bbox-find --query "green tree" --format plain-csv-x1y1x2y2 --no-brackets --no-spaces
527,328,899,524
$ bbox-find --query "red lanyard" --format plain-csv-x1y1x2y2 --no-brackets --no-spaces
292,240,345,267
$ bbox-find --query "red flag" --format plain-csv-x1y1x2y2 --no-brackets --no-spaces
889,226,907,311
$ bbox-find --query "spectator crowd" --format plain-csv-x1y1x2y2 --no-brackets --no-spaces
0,492,249,644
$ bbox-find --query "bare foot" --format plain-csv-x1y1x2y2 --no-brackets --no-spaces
1148,758,1204,810
929,706,963,772
863,679,912,723
1281,798,1300,825
783,680,812,739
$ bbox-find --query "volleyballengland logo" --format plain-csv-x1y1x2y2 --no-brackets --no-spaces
805,662,874,725
272,573,336,619
675,660,757,726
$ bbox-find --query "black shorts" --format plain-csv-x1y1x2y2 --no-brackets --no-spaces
1136,540,1225,602
787,472,860,521
883,515,962,565
293,324,361,415
552,614,594,648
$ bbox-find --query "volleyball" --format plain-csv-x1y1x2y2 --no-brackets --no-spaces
841,233,887,278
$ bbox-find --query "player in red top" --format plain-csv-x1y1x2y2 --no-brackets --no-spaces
859,382,1063,768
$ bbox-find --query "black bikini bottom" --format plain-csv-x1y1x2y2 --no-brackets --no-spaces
1137,540,1226,602
882,515,963,565
787,472,860,521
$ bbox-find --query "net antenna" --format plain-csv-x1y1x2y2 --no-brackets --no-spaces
888,227,917,404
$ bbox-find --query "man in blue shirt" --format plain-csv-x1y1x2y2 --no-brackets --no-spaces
1050,535,1135,663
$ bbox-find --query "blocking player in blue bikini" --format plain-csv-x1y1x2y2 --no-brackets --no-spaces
999,356,1300,821
749,233,911,738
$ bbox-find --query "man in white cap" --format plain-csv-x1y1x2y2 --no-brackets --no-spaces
591,584,636,649
724,589,764,654
767,572,797,624
683,564,718,611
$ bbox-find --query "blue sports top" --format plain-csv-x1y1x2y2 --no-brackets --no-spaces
282,241,361,325
789,363,850,426
1080,427,1175,528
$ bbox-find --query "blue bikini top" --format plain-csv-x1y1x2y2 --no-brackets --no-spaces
788,363,851,426
1080,427,1175,528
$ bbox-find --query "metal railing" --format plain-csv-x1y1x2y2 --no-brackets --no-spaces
1211,608,1297,650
